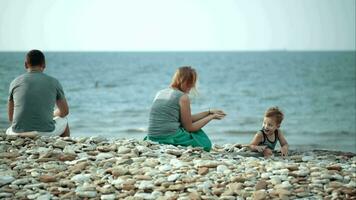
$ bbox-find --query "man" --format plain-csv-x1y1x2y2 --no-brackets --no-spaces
6,49,70,137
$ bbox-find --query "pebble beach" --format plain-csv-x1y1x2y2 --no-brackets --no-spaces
0,133,355,200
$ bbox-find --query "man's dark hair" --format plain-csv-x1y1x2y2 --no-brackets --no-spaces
26,49,45,66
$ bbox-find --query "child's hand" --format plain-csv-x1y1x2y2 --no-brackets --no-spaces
263,148,273,157
256,145,267,152
280,146,288,157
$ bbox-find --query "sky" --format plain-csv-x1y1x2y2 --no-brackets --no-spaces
0,0,355,51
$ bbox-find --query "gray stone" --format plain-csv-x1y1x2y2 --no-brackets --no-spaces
76,191,97,198
71,174,91,183
302,156,314,162
101,194,116,200
96,153,114,160
0,176,15,186
53,140,67,149
12,178,30,185
138,181,154,190
117,147,131,154
0,193,13,198
36,193,51,200
167,174,180,182
253,190,267,200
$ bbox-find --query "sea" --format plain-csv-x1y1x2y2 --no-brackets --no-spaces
0,51,355,152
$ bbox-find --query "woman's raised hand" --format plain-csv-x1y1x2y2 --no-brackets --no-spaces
210,109,226,116
212,113,225,120
209,109,226,120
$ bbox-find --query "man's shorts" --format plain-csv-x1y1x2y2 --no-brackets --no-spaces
6,117,68,136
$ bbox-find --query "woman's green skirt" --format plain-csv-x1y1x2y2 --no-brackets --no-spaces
145,128,212,151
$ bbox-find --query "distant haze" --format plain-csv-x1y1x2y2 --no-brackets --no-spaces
0,0,355,51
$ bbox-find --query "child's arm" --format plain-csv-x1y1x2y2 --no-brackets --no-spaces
278,131,289,156
250,132,266,152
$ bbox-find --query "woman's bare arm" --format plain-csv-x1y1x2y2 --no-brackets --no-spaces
191,111,210,122
179,94,223,132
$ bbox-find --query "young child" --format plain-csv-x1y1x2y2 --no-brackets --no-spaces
250,107,288,157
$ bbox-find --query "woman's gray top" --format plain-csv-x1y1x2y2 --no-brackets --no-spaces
148,88,184,136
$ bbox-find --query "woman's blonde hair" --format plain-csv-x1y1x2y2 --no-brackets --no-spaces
170,66,197,92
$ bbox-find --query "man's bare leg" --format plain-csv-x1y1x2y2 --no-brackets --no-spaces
60,124,70,137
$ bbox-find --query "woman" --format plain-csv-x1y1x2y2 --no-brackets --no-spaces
146,66,226,151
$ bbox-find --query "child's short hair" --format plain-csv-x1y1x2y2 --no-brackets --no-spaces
265,107,284,125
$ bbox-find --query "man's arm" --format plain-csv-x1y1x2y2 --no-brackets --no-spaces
54,98,69,117
8,100,14,122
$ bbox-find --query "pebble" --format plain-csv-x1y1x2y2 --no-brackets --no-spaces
188,191,201,200
195,160,219,168
117,147,131,154
134,192,155,199
328,181,343,188
53,140,67,149
296,170,309,177
216,165,229,173
277,181,292,189
167,174,180,182
170,158,185,168
12,178,31,185
0,193,13,198
59,154,76,161
36,193,51,200
158,164,172,171
63,145,76,155
253,190,267,200
39,175,57,183
70,161,88,174
327,164,342,171
138,181,154,190
275,188,291,198
302,156,314,162
76,191,97,198
101,194,116,200
331,173,344,181
198,167,209,175
270,177,281,185
0,176,15,187
168,184,185,191
71,174,91,183
109,167,129,176
166,149,183,156
97,145,116,152
96,153,114,160
13,138,25,146
255,180,268,190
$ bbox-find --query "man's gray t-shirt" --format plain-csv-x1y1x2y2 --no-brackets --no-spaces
8,71,65,132
148,88,184,136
